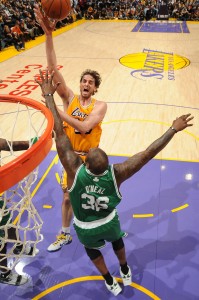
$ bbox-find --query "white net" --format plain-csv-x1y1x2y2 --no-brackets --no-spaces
0,168,43,272
0,100,47,167
0,98,50,272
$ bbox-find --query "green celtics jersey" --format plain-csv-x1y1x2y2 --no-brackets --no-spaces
68,164,122,223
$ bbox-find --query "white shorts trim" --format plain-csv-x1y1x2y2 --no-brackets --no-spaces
73,209,116,230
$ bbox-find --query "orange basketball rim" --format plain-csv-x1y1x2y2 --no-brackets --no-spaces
0,95,54,193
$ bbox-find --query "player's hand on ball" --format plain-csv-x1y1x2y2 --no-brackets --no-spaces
34,4,57,34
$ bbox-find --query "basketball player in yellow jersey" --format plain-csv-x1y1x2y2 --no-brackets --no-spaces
60,93,102,154
34,5,107,252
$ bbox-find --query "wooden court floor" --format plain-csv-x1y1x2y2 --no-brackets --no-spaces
0,20,199,160
0,20,199,299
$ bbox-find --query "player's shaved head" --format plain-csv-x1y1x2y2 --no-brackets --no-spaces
85,148,108,175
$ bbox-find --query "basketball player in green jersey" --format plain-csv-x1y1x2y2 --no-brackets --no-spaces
37,70,194,296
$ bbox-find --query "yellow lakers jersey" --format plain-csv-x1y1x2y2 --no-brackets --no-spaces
63,95,102,154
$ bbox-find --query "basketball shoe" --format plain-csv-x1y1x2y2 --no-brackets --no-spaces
105,277,122,296
120,265,132,286
47,233,72,252
0,270,28,286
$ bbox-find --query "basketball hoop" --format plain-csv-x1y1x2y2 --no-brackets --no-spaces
0,95,54,272
0,95,54,193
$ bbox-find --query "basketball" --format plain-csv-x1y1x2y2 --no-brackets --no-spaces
41,0,71,21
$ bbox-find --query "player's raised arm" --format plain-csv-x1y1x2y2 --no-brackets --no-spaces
34,4,73,106
35,70,82,187
114,114,194,187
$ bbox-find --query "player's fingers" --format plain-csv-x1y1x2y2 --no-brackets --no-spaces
184,113,191,118
186,116,194,122
39,69,44,81
45,69,49,82
180,115,186,119
49,71,54,84
34,76,40,85
34,77,38,84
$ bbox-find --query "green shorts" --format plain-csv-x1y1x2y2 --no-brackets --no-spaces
74,213,126,249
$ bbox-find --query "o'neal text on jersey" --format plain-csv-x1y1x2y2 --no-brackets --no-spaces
85,185,105,195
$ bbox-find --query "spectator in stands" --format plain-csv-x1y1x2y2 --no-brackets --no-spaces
78,0,88,16
127,6,136,20
20,19,31,41
106,7,114,19
0,13,4,29
192,5,199,21
0,26,6,51
11,20,25,50
12,32,24,51
144,5,152,21
100,7,108,19
1,11,13,28
85,6,94,19
65,13,74,24
178,4,190,20
73,4,83,20
2,25,14,48
117,9,125,19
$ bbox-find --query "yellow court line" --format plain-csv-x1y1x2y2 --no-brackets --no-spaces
171,203,189,213
13,153,58,225
103,118,165,125
32,276,161,300
55,172,61,184
103,118,199,141
31,154,59,198
133,206,190,218
43,205,52,209
133,214,154,218
103,119,199,142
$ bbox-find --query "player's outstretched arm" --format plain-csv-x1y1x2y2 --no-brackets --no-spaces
114,114,194,186
35,70,82,187
34,4,73,106
0,139,30,151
